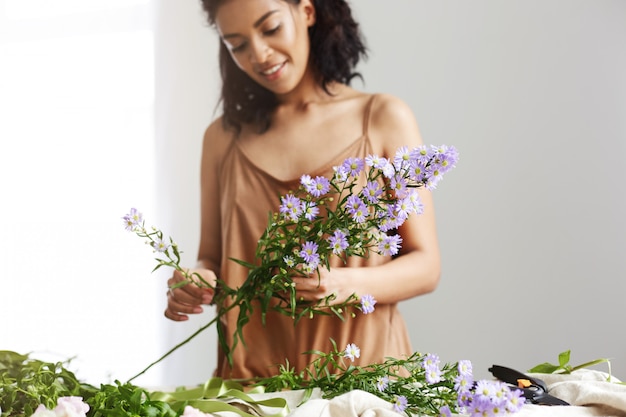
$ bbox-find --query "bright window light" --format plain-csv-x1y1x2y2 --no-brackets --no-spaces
6,0,150,19
0,3,161,386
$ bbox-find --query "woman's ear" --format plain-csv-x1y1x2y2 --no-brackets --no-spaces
300,0,316,27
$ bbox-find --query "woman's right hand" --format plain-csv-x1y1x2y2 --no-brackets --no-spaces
165,268,216,321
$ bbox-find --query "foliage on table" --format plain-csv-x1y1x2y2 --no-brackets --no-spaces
251,340,524,416
1,347,526,417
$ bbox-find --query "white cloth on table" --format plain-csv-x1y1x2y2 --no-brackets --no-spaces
285,369,626,417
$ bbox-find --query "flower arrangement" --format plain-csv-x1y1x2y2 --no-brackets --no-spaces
123,144,459,378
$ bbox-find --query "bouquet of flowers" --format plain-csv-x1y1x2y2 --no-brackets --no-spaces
123,144,459,376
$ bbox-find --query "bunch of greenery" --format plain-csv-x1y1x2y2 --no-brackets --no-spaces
124,144,459,380
2,346,526,417
0,350,95,417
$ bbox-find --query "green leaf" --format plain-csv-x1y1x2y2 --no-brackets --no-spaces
558,350,571,368
527,362,561,374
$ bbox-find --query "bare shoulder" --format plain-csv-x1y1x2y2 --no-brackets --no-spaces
368,93,424,157
202,116,234,163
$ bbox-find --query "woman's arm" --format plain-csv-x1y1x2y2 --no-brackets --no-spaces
294,94,441,305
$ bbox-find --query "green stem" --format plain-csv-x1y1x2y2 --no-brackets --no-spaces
570,358,610,373
127,300,238,383
127,315,219,383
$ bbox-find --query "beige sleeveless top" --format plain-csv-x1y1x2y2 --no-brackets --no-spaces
213,95,413,379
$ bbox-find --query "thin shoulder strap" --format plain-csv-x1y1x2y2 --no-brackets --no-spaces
362,94,377,137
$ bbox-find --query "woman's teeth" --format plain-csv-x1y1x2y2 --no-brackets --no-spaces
262,63,282,75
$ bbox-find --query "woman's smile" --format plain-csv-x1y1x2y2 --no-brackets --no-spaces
259,61,286,80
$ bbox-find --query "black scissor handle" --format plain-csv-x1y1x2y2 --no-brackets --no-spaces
489,365,569,406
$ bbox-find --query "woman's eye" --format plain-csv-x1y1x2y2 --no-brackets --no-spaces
231,42,247,53
264,24,281,36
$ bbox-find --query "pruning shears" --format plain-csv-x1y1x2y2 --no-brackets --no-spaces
489,364,570,406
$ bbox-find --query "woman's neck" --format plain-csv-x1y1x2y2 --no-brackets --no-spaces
275,69,344,111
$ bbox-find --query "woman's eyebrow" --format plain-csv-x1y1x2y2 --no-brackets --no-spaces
222,10,279,39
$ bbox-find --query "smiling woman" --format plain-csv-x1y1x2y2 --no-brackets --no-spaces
159,0,443,382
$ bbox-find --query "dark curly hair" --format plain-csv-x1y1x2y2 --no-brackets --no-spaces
201,0,368,135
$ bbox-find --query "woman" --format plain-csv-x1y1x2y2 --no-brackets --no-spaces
165,0,441,380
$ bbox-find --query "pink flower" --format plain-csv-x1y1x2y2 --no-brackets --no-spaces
31,405,57,417
31,397,89,417
54,397,89,417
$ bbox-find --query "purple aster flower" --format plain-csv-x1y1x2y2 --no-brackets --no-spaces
333,164,349,183
423,353,440,368
122,208,143,231
393,198,413,222
365,154,390,170
491,380,512,405
344,343,360,361
406,189,424,215
376,212,399,232
457,390,472,408
390,174,409,198
300,174,313,188
392,395,408,413
458,359,473,377
303,201,319,221
361,181,383,204
327,229,349,255
454,373,474,393
377,234,403,257
408,158,427,183
279,194,303,222
505,388,526,413
437,405,452,417
424,177,439,191
412,145,431,166
425,364,442,384
302,259,319,274
360,294,377,314
393,146,411,170
443,145,460,170
473,380,498,403
467,395,494,417
151,237,169,253
299,241,319,264
388,203,409,228
381,162,396,179
375,375,389,392
346,195,368,224
342,157,364,177
302,175,331,197
311,176,331,197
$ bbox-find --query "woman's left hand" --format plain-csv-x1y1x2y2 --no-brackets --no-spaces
292,267,355,305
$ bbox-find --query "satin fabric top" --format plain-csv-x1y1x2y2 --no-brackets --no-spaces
212,95,413,379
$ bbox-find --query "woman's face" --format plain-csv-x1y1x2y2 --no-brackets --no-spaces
215,0,315,96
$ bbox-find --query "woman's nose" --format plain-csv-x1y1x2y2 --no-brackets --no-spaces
249,38,271,64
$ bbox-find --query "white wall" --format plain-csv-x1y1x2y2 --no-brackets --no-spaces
350,0,626,380
153,0,626,384
151,0,219,386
